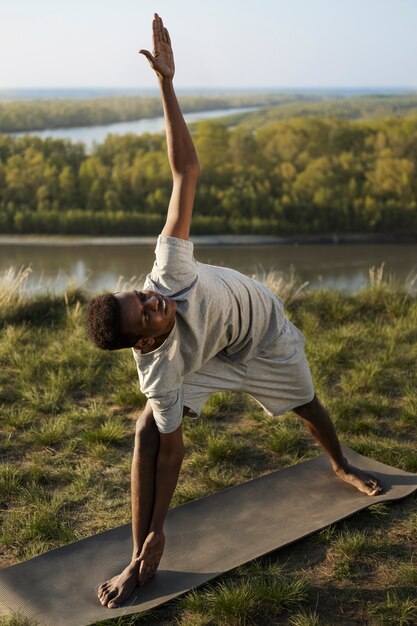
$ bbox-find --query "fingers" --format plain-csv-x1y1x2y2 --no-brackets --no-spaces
152,13,163,45
138,557,159,586
139,533,152,554
139,556,153,585
152,15,159,48
136,532,165,585
137,538,152,562
155,13,164,40
139,48,153,60
139,566,157,586
152,13,170,46
139,49,155,66
138,558,148,585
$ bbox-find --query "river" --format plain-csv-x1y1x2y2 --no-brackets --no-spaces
11,106,260,150
1,240,416,295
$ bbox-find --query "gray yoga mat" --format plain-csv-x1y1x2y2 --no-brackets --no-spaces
1,445,416,626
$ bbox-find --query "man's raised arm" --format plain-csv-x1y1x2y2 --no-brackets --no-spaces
140,13,200,241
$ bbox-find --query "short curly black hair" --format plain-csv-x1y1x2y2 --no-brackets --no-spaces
87,293,138,350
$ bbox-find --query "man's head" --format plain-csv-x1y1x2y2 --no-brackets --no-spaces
87,290,176,352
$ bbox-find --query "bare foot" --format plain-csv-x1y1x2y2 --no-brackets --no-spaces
335,462,383,496
98,560,140,609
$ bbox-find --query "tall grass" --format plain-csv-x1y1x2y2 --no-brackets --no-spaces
0,266,32,311
252,267,309,305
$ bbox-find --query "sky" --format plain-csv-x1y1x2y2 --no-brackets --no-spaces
1,0,417,90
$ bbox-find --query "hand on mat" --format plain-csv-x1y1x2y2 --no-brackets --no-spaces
137,529,166,585
140,14,175,80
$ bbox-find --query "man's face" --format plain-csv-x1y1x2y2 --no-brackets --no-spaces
115,290,176,347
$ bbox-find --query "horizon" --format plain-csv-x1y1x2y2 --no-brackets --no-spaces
1,85,416,102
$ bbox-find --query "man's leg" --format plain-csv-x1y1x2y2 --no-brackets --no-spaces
293,395,382,495
98,401,159,608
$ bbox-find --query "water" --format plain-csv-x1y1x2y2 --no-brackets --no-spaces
10,106,261,150
1,241,416,295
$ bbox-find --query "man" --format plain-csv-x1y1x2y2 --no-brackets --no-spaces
87,14,382,610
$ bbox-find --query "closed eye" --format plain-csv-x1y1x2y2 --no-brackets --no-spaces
134,291,148,324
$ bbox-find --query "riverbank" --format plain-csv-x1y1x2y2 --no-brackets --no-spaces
1,232,416,246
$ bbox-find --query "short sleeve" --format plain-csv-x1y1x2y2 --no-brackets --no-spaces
148,388,184,434
144,235,198,296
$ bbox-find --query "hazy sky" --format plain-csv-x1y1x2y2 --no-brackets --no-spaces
2,0,416,89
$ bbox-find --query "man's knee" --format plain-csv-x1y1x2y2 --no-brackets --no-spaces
135,402,159,450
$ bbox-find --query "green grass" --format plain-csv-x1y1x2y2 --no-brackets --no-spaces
288,609,328,626
0,615,40,626
371,591,417,626
178,562,310,626
328,528,391,579
0,272,416,625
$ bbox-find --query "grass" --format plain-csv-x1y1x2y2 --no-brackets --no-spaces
0,268,416,625
0,616,40,626
370,591,417,625
288,609,328,626
178,562,310,625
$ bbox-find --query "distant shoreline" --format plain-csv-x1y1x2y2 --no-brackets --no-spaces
1,86,415,101
0,233,416,246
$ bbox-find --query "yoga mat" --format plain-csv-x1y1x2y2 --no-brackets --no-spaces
0,445,416,626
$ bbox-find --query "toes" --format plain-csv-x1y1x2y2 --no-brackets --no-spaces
108,601,120,609
100,591,111,606
363,472,382,495
100,588,118,606
98,584,110,601
108,593,122,609
368,482,383,496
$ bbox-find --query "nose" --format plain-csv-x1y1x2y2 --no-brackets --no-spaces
145,295,159,311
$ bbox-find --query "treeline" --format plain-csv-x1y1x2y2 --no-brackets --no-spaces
223,94,417,129
0,115,417,235
2,93,417,134
0,93,301,133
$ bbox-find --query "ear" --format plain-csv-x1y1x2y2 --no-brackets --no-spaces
134,337,155,350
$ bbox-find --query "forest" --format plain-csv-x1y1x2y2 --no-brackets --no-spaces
0,113,417,236
232,93,417,127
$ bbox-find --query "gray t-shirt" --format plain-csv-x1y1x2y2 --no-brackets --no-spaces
132,235,286,433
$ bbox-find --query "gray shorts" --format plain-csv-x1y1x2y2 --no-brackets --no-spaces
183,319,315,418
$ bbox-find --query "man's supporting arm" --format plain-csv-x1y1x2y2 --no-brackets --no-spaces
130,402,160,565
140,13,200,241
134,422,185,583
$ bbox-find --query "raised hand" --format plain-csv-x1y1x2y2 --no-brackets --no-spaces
136,529,166,585
139,14,175,80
